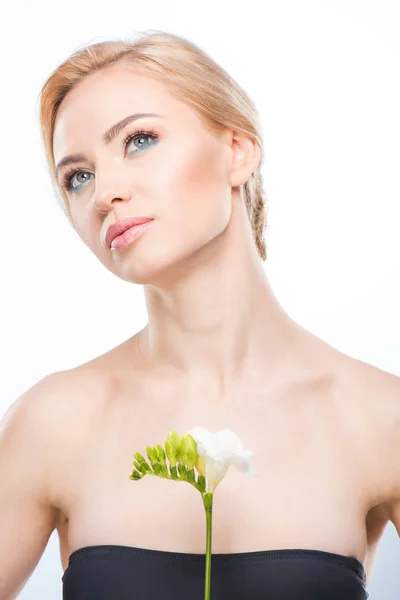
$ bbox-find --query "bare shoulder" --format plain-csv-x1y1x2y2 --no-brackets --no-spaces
37,363,115,439
9,364,112,428
334,351,400,442
333,352,400,509
1,370,91,442
338,353,400,420
3,365,109,443
2,365,113,513
319,341,399,404
21,335,141,437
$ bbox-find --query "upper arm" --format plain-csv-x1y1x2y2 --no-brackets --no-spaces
384,374,400,536
390,502,400,536
0,374,62,600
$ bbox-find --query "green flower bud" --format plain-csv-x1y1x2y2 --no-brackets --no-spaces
187,468,195,483
134,452,147,465
156,444,166,463
179,435,197,469
165,439,176,467
152,462,162,475
180,436,188,463
133,460,142,471
129,470,144,480
146,446,158,465
178,463,187,480
195,454,206,477
160,463,169,477
138,461,152,474
185,434,198,469
168,431,182,461
197,475,206,492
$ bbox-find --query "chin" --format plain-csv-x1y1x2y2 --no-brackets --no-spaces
113,242,207,287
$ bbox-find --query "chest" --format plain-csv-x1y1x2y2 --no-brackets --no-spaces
59,388,369,563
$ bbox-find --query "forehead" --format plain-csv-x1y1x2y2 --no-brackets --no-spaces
52,67,194,160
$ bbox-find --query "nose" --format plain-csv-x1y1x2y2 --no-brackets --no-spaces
93,185,133,214
92,167,133,214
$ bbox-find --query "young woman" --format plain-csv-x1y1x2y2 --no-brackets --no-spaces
1,30,399,600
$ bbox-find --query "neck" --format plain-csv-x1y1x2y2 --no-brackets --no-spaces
136,206,308,403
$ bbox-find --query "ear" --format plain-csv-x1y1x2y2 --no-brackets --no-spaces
229,132,261,189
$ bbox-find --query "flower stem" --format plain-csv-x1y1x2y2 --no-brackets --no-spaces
203,493,213,600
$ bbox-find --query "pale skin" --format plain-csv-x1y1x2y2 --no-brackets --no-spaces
0,65,399,598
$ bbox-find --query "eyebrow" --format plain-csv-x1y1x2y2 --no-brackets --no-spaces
55,112,163,178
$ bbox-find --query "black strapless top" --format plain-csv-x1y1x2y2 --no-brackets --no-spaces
62,544,369,599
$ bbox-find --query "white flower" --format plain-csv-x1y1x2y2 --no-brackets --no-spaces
187,426,256,494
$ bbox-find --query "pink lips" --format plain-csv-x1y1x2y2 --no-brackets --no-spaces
110,221,153,250
105,216,154,249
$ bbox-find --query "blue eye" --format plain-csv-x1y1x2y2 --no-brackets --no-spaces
60,128,159,193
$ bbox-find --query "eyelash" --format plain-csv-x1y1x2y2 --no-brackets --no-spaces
60,127,159,192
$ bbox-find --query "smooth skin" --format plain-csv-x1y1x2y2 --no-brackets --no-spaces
1,66,399,599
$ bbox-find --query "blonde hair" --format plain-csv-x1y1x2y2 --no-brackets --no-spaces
38,29,268,260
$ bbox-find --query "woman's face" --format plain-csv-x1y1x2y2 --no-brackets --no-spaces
52,66,236,285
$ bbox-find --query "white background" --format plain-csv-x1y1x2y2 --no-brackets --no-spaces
0,0,399,597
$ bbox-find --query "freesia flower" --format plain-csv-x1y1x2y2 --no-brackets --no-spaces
129,426,255,600
187,426,256,493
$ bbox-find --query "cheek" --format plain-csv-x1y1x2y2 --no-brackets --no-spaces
155,142,231,237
